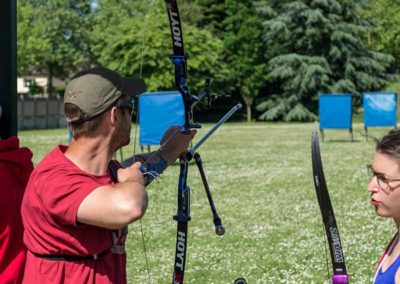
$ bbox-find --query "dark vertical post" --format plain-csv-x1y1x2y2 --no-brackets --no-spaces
0,0,17,138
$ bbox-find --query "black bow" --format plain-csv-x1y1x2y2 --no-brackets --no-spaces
311,128,349,284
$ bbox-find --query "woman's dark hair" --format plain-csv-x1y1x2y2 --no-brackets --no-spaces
376,129,400,161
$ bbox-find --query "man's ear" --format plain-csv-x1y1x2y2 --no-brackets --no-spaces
109,106,119,126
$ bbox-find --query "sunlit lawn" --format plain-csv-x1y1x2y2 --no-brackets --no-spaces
19,122,394,283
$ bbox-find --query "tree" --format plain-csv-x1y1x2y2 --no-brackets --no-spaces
224,0,268,122
17,0,93,97
91,1,228,96
17,0,47,76
256,0,394,121
358,0,400,71
195,0,227,38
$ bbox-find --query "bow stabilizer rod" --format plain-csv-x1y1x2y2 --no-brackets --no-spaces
188,103,242,155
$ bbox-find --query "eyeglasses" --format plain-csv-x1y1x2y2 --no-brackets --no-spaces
116,97,134,116
367,164,400,192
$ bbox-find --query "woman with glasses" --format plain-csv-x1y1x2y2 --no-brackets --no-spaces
369,129,400,283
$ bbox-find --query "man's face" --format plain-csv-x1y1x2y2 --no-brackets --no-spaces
117,108,132,148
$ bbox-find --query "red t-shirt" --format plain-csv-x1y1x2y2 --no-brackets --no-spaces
21,145,127,284
0,136,33,284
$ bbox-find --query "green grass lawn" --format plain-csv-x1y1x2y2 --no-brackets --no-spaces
19,122,395,283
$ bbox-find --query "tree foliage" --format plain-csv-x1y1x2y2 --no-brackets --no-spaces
91,0,227,96
18,0,93,96
224,0,268,121
256,0,394,121
195,0,226,37
17,0,399,121
358,0,400,71
17,0,48,75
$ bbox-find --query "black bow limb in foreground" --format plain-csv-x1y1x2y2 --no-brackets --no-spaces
311,128,349,284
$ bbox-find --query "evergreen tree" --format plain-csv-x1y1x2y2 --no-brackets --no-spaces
256,0,394,121
196,0,227,38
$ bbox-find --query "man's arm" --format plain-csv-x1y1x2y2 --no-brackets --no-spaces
77,162,147,230
122,125,196,171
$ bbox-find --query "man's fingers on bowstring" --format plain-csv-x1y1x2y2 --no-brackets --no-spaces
129,162,146,185
119,162,143,179
125,162,143,178
130,162,144,172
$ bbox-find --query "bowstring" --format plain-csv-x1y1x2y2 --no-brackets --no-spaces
132,1,152,283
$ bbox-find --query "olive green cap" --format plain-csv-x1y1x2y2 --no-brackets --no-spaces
64,66,146,122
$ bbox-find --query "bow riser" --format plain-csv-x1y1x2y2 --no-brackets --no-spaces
165,2,193,282
164,2,242,283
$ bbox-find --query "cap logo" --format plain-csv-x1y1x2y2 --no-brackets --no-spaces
66,90,77,100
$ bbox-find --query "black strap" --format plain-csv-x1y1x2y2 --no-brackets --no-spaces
108,160,122,183
30,250,108,261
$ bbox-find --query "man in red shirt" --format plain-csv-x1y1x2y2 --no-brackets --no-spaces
21,67,195,283
0,105,34,283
